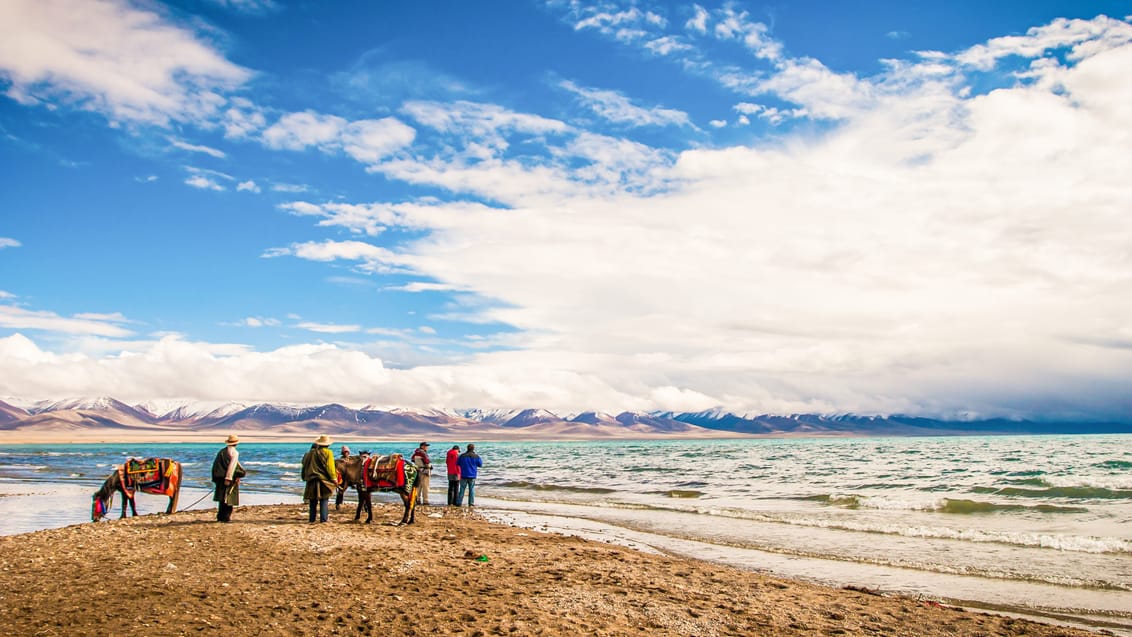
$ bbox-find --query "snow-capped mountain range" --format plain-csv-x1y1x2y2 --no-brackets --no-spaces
0,396,1127,440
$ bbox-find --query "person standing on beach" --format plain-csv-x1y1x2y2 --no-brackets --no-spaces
456,444,483,507
211,434,245,523
302,435,337,523
410,442,432,506
446,445,461,506
334,445,352,509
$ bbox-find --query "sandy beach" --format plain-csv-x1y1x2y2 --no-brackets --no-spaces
0,502,1111,637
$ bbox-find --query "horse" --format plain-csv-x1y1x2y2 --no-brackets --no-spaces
336,454,421,526
92,458,183,521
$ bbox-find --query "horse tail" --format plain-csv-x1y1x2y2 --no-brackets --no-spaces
169,461,182,514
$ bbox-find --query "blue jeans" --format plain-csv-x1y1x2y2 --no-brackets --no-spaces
309,497,329,522
457,478,476,506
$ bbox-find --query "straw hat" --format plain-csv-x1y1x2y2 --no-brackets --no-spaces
314,434,332,446
225,434,240,445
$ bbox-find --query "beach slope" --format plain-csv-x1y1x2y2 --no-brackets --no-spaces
0,504,1100,637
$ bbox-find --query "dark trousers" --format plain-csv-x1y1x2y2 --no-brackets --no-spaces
448,477,459,505
216,502,233,522
309,498,329,523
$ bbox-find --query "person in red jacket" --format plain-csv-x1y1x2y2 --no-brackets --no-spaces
445,445,461,506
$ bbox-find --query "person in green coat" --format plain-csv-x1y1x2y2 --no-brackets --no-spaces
302,434,338,523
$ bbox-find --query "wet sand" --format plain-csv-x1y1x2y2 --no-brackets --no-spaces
0,502,1110,637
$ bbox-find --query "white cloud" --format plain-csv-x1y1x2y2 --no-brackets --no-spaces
263,240,404,275
294,322,361,334
0,291,15,299
0,237,21,249
0,0,251,126
262,110,415,163
387,282,464,293
271,182,309,193
708,119,727,128
955,16,1132,70
222,97,267,138
0,305,134,337
205,0,279,14
170,138,226,158
185,174,225,191
559,79,691,128
685,5,709,34
242,316,279,327
236,180,260,193
711,4,782,61
340,118,417,163
262,110,346,150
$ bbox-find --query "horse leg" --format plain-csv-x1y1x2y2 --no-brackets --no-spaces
402,487,418,525
360,490,373,524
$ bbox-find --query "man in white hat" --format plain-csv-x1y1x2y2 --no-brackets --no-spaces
210,434,245,522
301,434,338,523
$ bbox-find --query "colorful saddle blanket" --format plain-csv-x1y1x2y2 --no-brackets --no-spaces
363,454,417,490
120,458,177,496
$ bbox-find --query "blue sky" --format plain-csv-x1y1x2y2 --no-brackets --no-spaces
2,1,1131,420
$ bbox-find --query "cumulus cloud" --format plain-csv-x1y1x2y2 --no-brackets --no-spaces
0,0,251,126
0,237,21,249
0,332,666,410
253,15,1132,420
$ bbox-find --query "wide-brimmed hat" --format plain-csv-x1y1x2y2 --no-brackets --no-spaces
225,434,240,445
314,434,332,446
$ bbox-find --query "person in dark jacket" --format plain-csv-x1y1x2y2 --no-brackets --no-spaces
211,434,245,522
302,435,338,523
455,444,483,507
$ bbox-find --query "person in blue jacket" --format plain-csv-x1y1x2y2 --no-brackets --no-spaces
455,443,483,507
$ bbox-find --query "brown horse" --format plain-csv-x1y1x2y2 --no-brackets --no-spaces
336,454,421,525
92,458,183,521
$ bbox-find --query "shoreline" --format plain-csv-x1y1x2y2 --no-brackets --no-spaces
0,502,1117,637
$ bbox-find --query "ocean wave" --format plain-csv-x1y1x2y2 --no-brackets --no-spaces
660,490,704,498
244,461,301,469
1096,459,1132,470
938,498,1088,514
811,493,1088,514
496,480,616,494
972,485,1132,500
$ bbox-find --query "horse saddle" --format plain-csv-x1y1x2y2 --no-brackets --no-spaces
364,454,406,489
